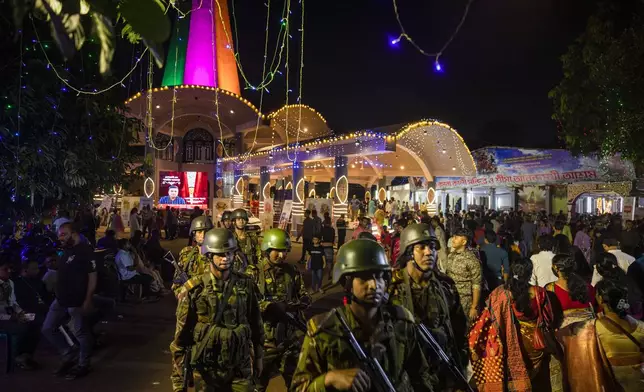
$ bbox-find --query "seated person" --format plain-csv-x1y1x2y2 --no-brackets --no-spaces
0,255,41,370
114,239,155,300
96,229,118,251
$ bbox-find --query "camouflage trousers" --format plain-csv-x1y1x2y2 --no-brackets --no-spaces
169,338,189,392
193,370,253,392
255,342,300,392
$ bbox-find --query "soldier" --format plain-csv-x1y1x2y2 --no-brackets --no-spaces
221,210,232,230
171,216,213,296
172,228,264,392
230,209,261,271
444,228,482,325
245,228,310,391
291,239,434,392
169,216,212,391
389,223,469,391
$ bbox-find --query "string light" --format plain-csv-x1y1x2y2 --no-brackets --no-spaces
31,15,148,96
389,0,475,71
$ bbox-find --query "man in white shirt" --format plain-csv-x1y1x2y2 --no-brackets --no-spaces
115,240,154,299
591,237,635,286
530,235,557,287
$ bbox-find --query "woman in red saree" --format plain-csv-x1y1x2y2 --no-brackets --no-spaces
469,258,558,392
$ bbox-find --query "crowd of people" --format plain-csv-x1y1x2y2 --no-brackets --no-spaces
2,201,644,391
0,210,173,380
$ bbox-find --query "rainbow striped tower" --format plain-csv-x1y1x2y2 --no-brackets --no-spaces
162,0,240,95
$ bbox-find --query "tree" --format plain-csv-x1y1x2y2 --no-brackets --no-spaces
549,1,644,163
0,9,142,215
9,0,172,74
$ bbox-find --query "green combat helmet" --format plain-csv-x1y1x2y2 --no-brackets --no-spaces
260,228,291,252
396,223,440,266
231,208,249,223
221,210,232,223
332,238,391,285
201,228,238,254
189,216,214,236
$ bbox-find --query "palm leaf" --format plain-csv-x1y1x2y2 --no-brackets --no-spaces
92,12,115,75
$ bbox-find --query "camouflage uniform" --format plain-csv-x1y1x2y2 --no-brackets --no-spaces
173,272,264,392
245,257,310,391
172,246,209,295
232,231,261,271
444,248,482,323
170,245,209,390
389,269,469,389
291,304,434,392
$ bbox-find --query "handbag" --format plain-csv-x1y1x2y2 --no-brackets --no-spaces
533,288,564,358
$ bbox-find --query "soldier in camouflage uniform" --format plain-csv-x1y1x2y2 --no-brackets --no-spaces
230,209,261,271
291,239,434,392
169,216,212,391
221,210,232,230
171,216,213,296
245,228,310,391
389,223,469,391
172,228,264,392
444,228,482,325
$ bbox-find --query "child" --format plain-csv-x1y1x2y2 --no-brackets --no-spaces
307,236,326,294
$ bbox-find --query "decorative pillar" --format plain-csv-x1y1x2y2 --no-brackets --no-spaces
462,188,468,211
222,170,234,198
291,161,305,235
333,156,349,219
489,187,497,210
378,178,387,205
233,168,243,208
440,191,448,214
259,166,270,213
510,187,517,211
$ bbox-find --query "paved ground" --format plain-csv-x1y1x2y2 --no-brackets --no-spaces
1,239,343,392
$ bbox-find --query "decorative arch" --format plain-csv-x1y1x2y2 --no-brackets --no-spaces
395,120,476,178
567,182,632,203
184,128,214,162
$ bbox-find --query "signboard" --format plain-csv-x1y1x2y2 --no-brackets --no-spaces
279,200,293,230
139,197,153,211
517,185,546,213
260,198,274,230
159,171,209,208
436,148,635,189
305,198,333,219
120,196,141,228
212,198,232,223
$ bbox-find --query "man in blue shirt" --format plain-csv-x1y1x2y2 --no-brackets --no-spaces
480,230,509,290
159,186,186,205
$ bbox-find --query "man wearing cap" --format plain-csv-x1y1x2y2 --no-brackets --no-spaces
291,239,434,392
245,228,310,391
445,228,482,324
172,228,264,391
230,208,261,271
389,223,468,390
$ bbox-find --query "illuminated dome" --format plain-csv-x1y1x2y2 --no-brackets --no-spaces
269,104,331,143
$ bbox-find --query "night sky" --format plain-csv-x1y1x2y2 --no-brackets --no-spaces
228,0,596,150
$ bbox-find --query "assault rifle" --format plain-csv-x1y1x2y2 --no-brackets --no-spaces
265,301,308,333
334,309,397,392
417,323,474,392
163,251,189,285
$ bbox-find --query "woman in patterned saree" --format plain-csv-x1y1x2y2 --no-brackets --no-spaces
469,258,558,392
547,254,611,392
